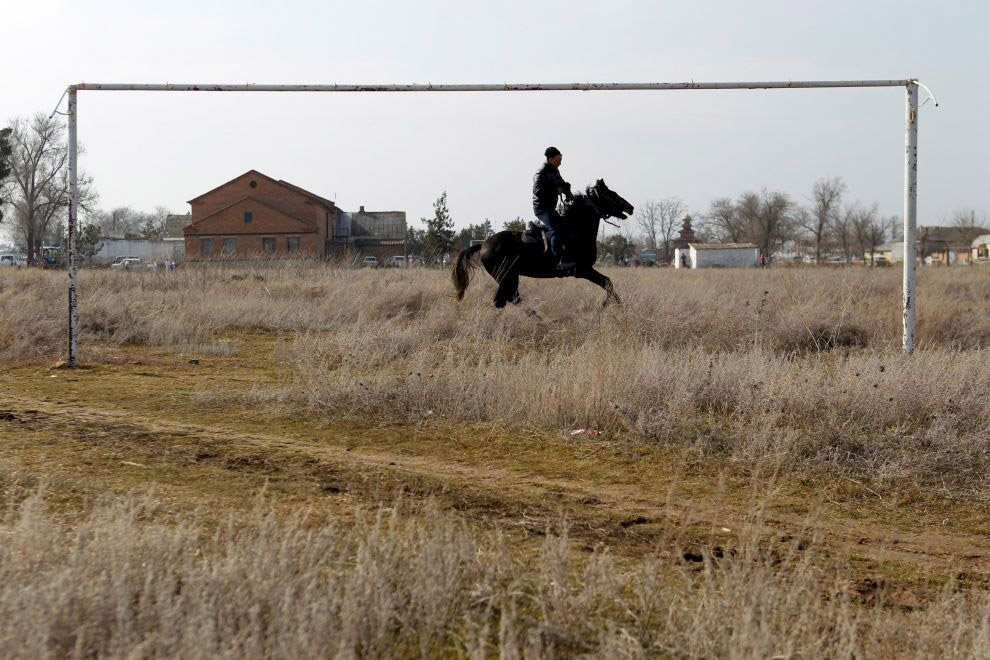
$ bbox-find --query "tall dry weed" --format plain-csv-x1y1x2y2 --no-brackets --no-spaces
1,487,989,658
4,265,990,487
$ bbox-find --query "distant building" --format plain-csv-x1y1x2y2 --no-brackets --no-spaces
330,206,407,262
162,213,190,260
972,234,990,264
870,240,904,264
670,214,698,255
674,243,759,269
91,239,178,265
871,227,990,266
181,170,405,262
918,225,988,266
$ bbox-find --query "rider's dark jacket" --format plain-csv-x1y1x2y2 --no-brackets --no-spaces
532,162,571,212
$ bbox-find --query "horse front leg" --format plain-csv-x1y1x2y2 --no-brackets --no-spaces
576,266,620,307
603,277,621,307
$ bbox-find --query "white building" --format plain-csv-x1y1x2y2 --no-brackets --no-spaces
674,243,759,269
91,238,181,265
868,240,905,264
972,234,990,264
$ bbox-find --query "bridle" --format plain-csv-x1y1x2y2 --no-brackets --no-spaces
584,188,622,228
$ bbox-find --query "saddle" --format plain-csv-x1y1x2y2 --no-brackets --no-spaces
520,222,550,253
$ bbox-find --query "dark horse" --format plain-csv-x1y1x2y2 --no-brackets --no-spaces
452,179,634,308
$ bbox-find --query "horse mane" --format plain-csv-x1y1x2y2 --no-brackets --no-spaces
562,189,602,222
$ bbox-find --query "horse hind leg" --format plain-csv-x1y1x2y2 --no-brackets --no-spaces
493,272,520,309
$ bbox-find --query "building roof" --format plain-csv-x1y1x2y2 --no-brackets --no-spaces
971,234,990,247
163,213,191,239
689,242,758,250
350,209,407,240
183,195,318,234
917,225,990,246
277,179,336,210
186,169,336,212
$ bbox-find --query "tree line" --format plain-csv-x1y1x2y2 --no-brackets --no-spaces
0,113,175,264
404,191,528,265
628,179,901,265
632,179,986,266
378,181,988,268
3,113,984,267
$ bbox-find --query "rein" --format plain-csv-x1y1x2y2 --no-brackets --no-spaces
582,191,620,227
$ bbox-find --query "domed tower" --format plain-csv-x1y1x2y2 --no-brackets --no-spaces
672,213,697,252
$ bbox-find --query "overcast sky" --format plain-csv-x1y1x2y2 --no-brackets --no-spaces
1,0,987,240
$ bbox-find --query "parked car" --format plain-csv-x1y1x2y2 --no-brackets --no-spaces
389,255,406,268
361,256,379,268
0,254,26,267
110,257,142,270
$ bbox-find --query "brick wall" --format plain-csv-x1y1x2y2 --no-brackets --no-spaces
185,233,323,260
185,171,334,261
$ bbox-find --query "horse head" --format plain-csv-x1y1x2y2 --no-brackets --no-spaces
586,179,634,220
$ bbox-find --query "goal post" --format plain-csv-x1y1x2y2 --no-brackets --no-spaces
63,78,923,365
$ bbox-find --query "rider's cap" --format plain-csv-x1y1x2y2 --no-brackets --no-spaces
544,146,561,159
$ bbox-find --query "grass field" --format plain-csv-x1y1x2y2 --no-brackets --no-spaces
3,263,990,657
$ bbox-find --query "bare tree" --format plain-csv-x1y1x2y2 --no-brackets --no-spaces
831,203,858,264
636,200,662,252
636,198,686,263
852,203,884,265
882,214,901,241
800,177,845,263
701,192,794,259
93,206,138,238
139,206,172,239
657,197,686,263
952,208,986,245
703,197,744,243
7,113,95,263
750,190,794,261
0,127,12,223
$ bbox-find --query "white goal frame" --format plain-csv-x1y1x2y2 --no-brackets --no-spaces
62,79,924,366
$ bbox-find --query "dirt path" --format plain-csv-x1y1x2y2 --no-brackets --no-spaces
3,388,989,598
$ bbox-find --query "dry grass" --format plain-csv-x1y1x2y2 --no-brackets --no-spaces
2,262,989,360
3,264,990,492
2,484,990,659
4,264,990,657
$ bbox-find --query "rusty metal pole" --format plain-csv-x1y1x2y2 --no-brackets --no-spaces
902,82,919,354
67,87,79,367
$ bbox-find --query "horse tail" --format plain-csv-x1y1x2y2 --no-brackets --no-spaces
452,244,482,301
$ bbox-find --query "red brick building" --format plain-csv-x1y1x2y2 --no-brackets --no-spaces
182,170,406,262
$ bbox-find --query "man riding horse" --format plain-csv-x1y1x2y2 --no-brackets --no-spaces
451,152,634,309
533,146,575,270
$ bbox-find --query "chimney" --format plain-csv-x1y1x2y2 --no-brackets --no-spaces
359,205,365,213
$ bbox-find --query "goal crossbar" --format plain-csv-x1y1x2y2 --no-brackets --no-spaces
62,78,923,366
71,80,913,92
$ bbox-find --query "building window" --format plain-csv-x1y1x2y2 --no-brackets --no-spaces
200,238,214,256
244,211,253,224
222,238,237,256
287,237,300,253
262,237,276,253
